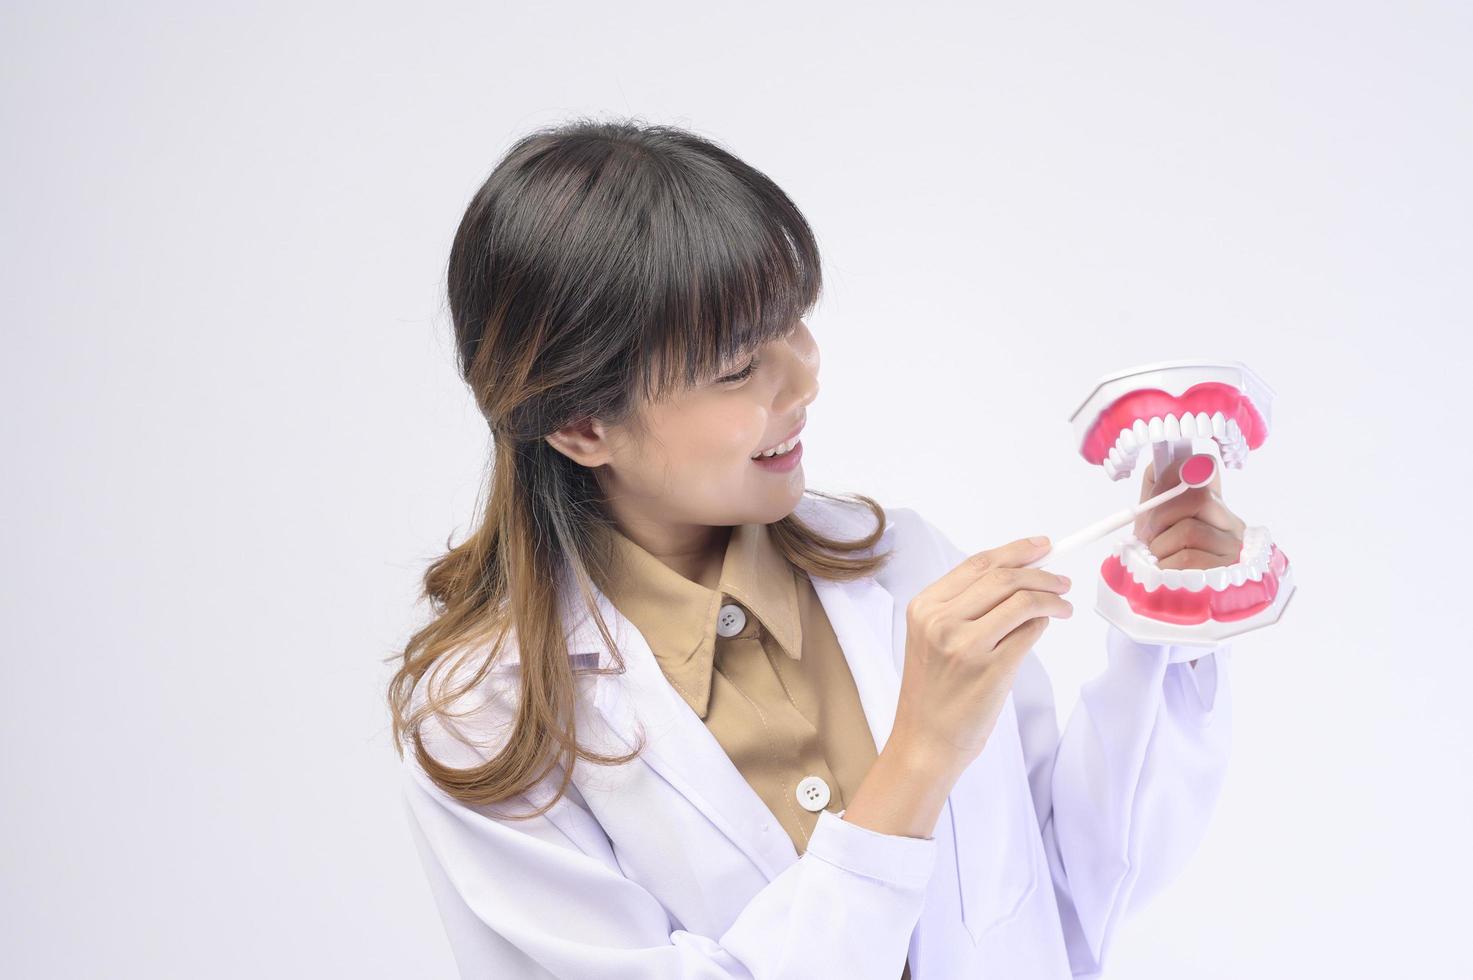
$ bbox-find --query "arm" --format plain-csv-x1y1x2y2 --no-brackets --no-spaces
401,701,936,979
1017,624,1232,976
902,509,1233,977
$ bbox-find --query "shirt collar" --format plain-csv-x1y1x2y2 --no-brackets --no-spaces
601,521,803,719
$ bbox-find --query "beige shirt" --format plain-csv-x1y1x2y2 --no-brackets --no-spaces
603,521,912,980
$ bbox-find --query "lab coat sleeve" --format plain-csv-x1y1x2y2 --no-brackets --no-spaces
900,508,1234,978
401,722,937,979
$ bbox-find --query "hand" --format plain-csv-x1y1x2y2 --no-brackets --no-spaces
892,537,1074,774
1133,454,1246,570
1133,453,1246,669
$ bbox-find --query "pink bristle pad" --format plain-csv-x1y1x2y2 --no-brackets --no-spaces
1181,453,1216,486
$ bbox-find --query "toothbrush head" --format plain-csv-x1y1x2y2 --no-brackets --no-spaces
1179,452,1218,489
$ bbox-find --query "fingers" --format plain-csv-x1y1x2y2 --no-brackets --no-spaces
1148,518,1242,567
963,582,1075,651
991,615,1052,663
929,536,1053,603
954,564,1072,619
1157,548,1237,571
1139,484,1245,542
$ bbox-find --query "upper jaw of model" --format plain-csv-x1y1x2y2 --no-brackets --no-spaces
1071,360,1274,480
1067,360,1294,645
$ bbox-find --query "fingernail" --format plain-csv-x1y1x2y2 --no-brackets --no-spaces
1030,535,1049,546
1059,575,1072,588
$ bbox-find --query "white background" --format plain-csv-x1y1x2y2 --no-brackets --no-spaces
4,2,1468,976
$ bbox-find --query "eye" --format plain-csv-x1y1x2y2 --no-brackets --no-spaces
717,354,760,384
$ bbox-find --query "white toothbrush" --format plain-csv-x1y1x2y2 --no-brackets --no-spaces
1025,444,1221,570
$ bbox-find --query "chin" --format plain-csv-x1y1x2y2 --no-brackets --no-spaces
756,482,806,520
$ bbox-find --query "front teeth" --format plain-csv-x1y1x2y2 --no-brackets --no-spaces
1115,526,1273,592
1102,411,1249,480
753,435,798,459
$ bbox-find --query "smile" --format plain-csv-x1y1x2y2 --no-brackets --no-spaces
751,421,805,459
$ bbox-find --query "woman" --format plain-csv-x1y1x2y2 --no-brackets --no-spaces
387,118,1238,979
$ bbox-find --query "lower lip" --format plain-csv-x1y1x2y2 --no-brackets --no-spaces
751,439,803,472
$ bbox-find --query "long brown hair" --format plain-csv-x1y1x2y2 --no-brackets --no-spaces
386,117,894,817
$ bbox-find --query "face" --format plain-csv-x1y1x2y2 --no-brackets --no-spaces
544,319,821,563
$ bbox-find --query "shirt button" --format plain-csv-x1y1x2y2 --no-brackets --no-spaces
795,775,831,812
716,602,747,637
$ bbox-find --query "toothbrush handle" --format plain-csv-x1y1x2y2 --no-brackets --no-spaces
1024,481,1190,569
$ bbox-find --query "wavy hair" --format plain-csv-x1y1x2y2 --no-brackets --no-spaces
386,117,893,817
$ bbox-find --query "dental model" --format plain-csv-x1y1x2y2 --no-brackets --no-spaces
1040,359,1296,647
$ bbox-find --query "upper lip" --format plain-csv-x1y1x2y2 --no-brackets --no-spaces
755,419,805,455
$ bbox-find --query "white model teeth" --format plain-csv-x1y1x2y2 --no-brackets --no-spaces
1113,525,1273,593
1102,411,1250,481
753,435,798,459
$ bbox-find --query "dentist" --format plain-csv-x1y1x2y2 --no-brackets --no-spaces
388,117,1236,979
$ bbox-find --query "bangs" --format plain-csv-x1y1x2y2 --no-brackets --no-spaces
633,149,822,403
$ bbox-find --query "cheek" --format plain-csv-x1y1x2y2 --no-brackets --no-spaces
658,406,763,470
702,422,763,469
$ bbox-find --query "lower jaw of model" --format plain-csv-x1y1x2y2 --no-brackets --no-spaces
1071,361,1296,648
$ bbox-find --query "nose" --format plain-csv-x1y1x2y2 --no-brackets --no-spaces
777,332,820,411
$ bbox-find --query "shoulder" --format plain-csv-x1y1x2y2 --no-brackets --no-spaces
884,506,966,567
792,493,964,587
791,492,886,539
791,493,941,552
871,504,967,597
404,640,524,772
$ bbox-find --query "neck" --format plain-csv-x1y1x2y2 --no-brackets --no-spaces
615,518,731,588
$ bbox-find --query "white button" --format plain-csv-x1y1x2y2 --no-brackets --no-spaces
716,602,747,637
795,775,831,812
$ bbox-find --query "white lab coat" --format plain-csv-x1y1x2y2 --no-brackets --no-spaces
401,495,1233,979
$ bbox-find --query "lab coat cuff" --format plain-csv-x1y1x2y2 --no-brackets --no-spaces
808,808,938,890
1105,622,1232,716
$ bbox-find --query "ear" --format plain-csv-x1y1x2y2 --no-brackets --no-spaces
543,416,616,468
